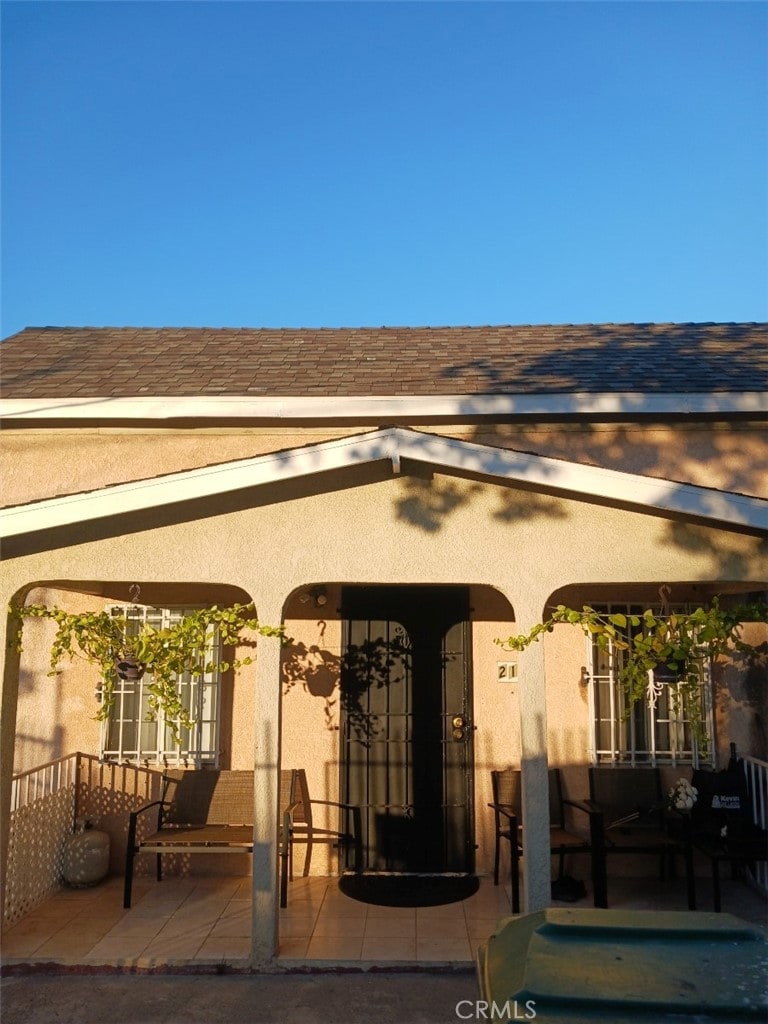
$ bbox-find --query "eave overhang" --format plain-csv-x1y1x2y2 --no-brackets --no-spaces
1,392,767,423
1,428,766,541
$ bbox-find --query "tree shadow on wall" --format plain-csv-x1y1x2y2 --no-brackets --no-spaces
282,633,410,745
390,324,766,582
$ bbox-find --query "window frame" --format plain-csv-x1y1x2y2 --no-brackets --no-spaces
99,604,222,768
585,602,714,768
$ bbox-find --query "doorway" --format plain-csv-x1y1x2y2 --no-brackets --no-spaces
340,585,474,874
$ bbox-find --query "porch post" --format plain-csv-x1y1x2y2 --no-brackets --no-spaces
249,593,284,965
0,603,21,924
515,611,551,912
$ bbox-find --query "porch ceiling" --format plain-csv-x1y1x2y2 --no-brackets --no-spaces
1,427,767,540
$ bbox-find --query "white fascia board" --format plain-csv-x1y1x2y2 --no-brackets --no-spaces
1,392,766,421
392,430,768,532
1,427,766,540
0,430,390,539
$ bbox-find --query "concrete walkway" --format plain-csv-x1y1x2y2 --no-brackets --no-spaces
1,971,478,1024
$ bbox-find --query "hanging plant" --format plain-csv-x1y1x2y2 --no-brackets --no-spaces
10,601,287,734
495,597,768,752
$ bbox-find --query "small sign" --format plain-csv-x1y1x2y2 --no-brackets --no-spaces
711,795,741,810
497,661,518,683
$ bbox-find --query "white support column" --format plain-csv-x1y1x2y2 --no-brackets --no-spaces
515,616,551,912
0,600,21,924
248,594,285,965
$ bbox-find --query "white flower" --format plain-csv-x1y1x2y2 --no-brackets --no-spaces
668,778,698,811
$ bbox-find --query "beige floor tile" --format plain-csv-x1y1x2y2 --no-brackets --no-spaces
416,936,473,962
49,888,103,903
1,931,49,957
33,932,104,958
311,914,366,938
278,918,315,939
305,934,364,959
20,903,80,926
318,896,368,917
416,916,466,939
209,902,251,938
85,935,152,960
141,926,209,960
365,904,417,919
188,879,243,898
194,935,251,960
2,917,60,940
363,915,416,939
361,935,417,960
277,935,311,958
165,899,229,923
126,899,186,919
416,904,467,920
466,917,507,939
101,915,168,940
149,912,214,939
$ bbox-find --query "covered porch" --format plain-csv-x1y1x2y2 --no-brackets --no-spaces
3,866,766,972
2,429,767,968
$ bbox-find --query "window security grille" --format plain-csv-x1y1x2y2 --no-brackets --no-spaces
586,603,713,768
100,606,221,768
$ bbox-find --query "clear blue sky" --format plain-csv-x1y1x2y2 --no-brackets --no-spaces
2,1,766,338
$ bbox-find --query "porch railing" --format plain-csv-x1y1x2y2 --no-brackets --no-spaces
5,753,162,927
741,752,768,894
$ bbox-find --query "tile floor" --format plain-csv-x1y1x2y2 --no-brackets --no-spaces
2,871,766,970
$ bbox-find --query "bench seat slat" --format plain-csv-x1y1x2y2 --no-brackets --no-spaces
140,825,254,848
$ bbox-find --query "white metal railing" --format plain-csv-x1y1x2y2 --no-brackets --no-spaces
6,753,162,926
5,754,80,924
10,753,79,813
741,752,768,894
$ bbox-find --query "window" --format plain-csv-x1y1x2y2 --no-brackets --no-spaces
586,603,713,767
100,606,221,767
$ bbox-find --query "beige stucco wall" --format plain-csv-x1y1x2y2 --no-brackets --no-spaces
2,418,766,507
4,469,765,790
2,451,766,956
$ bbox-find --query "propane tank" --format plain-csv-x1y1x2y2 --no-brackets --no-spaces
62,819,110,887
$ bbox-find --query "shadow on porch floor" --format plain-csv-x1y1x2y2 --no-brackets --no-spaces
2,871,766,971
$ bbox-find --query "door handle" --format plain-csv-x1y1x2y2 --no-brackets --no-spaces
452,714,467,741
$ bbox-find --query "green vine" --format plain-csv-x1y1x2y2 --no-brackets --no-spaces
12,601,286,736
496,597,767,752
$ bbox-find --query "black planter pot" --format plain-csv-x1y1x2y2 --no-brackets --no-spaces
652,661,686,685
115,656,146,681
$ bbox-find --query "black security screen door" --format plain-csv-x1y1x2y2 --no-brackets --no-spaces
340,585,474,874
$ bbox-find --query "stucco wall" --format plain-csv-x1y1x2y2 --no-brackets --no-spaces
2,418,766,507
3,470,765,894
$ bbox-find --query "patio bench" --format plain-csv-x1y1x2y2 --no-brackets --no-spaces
685,766,768,912
587,765,692,908
123,768,299,909
489,767,607,912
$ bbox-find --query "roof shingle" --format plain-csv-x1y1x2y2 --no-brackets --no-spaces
0,323,765,398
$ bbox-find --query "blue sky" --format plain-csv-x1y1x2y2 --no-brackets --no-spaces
1,1,766,337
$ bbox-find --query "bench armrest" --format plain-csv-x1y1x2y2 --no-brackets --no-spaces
127,800,166,845
306,799,363,872
563,797,604,824
488,802,519,833
129,799,165,825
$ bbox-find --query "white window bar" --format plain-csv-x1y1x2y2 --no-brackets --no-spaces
100,605,221,767
586,602,713,766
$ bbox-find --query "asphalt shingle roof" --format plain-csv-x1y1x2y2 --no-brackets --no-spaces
1,323,766,398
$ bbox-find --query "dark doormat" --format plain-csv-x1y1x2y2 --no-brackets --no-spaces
339,873,480,907
551,875,587,902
